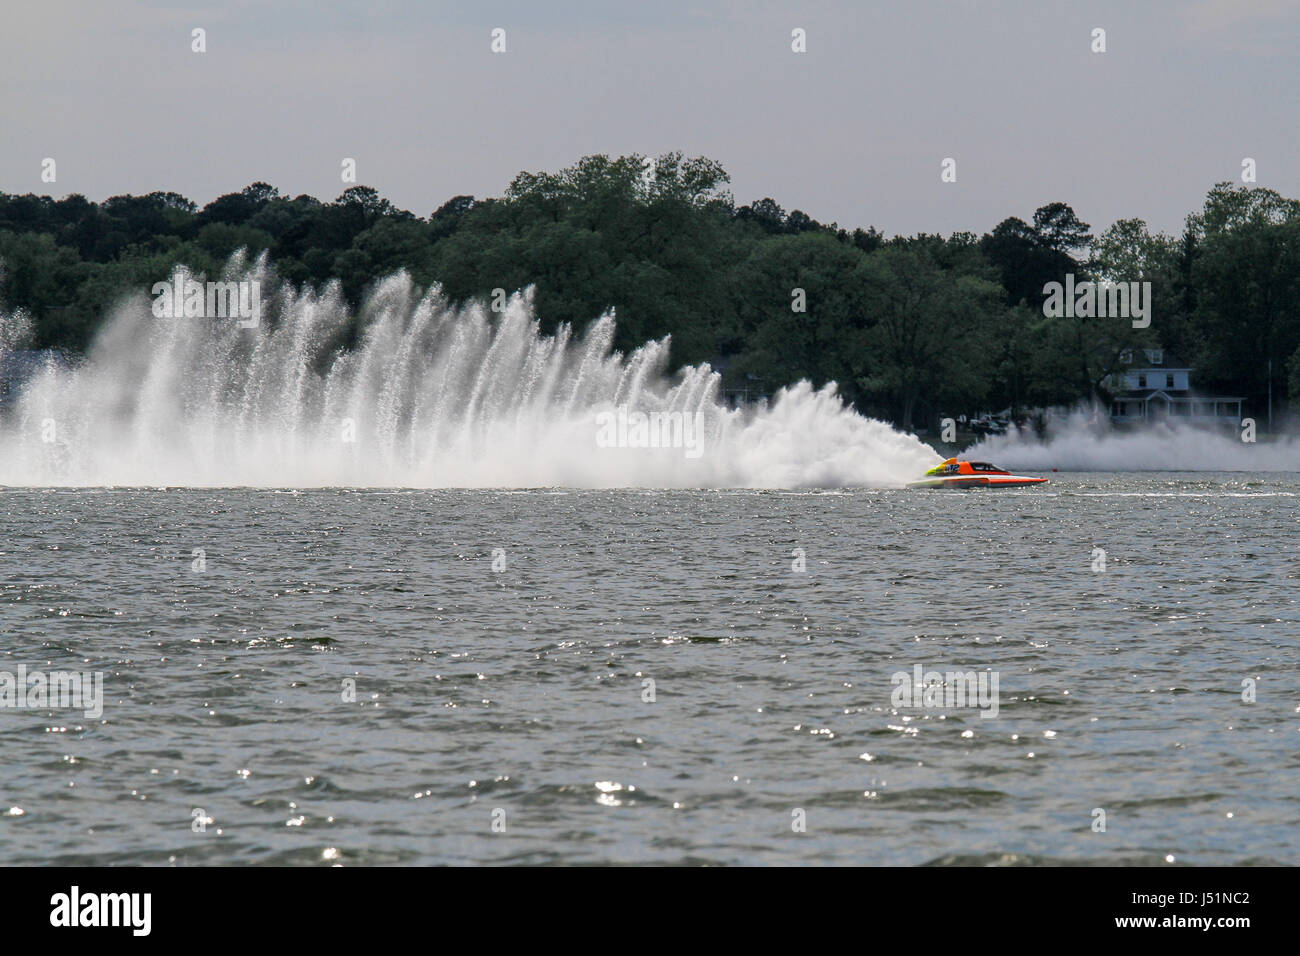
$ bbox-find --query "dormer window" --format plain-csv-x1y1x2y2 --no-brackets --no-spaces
1147,349,1163,365
1120,349,1133,364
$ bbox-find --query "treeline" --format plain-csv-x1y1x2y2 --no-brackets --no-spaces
2,153,1298,430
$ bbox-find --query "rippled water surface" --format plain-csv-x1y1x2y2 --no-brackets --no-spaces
2,473,1298,865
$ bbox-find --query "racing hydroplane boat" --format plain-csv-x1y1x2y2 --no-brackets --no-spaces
907,458,1048,489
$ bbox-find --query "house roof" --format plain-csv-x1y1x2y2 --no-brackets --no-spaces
1112,389,1244,403
1119,347,1189,369
1122,361,1191,372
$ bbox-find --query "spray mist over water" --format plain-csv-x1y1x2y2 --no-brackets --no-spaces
0,256,939,488
972,407,1300,472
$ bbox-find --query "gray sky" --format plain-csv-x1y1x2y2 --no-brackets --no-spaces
2,0,1298,238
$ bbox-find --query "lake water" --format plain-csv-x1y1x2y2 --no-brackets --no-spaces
2,473,1297,865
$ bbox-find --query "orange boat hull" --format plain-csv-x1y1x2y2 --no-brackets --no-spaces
908,459,1049,488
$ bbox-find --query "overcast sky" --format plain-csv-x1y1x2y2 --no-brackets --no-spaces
2,0,1298,238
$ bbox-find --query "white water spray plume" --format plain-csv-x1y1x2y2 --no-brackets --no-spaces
0,255,939,488
972,408,1300,472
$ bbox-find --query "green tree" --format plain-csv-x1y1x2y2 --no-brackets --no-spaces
856,243,1002,430
731,231,871,402
1189,184,1300,412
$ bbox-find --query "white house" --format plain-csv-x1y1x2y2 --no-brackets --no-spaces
1105,348,1243,426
